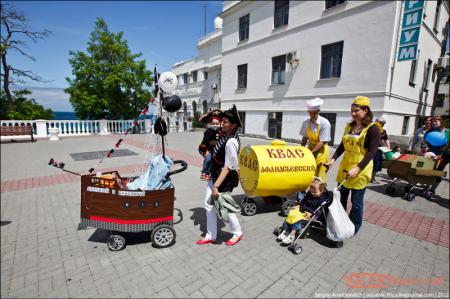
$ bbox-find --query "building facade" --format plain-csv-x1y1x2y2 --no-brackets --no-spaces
172,1,449,145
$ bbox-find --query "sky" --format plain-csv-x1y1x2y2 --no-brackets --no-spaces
3,0,223,111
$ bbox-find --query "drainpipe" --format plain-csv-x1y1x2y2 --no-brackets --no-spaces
388,1,404,103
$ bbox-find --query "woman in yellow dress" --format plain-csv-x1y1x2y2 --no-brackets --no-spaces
325,96,380,237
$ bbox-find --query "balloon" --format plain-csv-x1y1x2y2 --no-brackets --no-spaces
425,131,447,147
162,95,182,113
158,72,178,93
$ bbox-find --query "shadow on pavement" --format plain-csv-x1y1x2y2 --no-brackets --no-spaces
366,178,449,209
189,207,233,244
87,229,152,246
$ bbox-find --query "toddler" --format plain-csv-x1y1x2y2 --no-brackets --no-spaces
277,178,329,244
198,109,223,181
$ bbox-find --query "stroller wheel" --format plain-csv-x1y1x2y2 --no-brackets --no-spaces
273,226,283,236
107,234,126,251
290,243,303,255
151,225,176,248
242,198,258,216
424,190,434,200
407,194,415,201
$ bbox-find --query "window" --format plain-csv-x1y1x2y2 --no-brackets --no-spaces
268,112,283,139
325,0,346,10
433,0,441,32
272,55,286,84
409,60,417,86
320,41,344,79
423,59,432,91
239,14,249,41
192,70,197,83
237,64,247,89
402,116,410,135
274,1,289,28
183,73,188,85
436,94,445,107
204,71,208,80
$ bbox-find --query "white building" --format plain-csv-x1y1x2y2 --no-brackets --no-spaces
171,17,223,130
172,1,449,145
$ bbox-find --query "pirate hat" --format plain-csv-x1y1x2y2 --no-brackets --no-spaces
222,105,242,127
199,109,222,124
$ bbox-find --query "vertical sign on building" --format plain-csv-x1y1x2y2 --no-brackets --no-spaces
398,0,424,61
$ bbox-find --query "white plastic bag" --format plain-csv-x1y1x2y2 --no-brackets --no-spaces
326,187,355,241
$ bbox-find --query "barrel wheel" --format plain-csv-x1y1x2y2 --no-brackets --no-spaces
242,198,258,216
281,200,297,217
151,224,176,248
107,234,126,251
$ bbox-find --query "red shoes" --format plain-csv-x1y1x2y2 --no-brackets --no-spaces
196,234,244,245
196,239,215,245
225,234,243,246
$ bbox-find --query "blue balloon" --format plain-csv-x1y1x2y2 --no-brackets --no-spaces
425,131,447,147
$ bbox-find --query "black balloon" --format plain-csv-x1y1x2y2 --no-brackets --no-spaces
162,95,182,113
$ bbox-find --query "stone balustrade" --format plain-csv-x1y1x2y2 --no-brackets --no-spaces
0,119,157,139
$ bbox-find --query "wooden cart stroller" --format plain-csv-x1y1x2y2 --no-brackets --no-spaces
384,154,447,201
79,160,187,251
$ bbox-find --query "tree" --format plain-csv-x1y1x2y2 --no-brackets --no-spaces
0,89,53,120
65,18,154,120
0,3,50,113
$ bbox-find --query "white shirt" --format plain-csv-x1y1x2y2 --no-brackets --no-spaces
299,115,331,142
224,138,239,170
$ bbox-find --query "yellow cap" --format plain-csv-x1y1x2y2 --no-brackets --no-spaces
353,96,370,107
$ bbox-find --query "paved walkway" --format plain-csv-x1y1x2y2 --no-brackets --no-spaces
1,132,449,298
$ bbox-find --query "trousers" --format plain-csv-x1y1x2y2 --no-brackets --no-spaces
204,181,242,240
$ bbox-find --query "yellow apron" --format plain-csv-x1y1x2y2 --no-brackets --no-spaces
286,206,310,224
307,123,329,181
336,123,374,190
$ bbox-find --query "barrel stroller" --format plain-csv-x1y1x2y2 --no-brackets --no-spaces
238,140,317,217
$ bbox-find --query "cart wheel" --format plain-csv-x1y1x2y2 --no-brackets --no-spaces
273,226,283,236
242,198,258,216
405,193,415,201
290,243,303,255
281,200,297,217
151,224,176,248
425,191,434,200
107,234,126,251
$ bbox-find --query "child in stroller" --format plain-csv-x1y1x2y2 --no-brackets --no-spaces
275,178,330,250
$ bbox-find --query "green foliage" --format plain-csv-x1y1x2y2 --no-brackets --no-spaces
192,119,206,129
0,89,53,120
65,18,154,120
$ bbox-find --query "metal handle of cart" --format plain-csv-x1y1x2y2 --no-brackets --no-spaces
166,160,188,177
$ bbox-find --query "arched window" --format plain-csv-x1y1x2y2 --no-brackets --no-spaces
202,100,208,114
192,101,197,120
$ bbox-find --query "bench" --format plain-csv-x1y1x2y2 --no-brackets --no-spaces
0,125,35,142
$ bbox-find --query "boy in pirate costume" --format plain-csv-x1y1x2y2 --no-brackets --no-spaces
196,105,244,246
198,109,223,181
300,97,331,182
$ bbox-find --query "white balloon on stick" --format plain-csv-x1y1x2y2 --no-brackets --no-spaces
158,72,178,94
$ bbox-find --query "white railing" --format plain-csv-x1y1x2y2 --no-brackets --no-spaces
0,119,153,139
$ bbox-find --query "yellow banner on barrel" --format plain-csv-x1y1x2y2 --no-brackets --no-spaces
239,140,316,197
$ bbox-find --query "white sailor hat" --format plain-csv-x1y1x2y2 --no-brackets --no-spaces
306,97,324,111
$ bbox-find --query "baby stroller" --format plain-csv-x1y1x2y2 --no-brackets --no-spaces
273,190,333,254
273,177,351,254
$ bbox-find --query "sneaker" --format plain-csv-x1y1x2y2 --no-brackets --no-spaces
276,230,288,241
200,173,207,181
282,234,295,244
